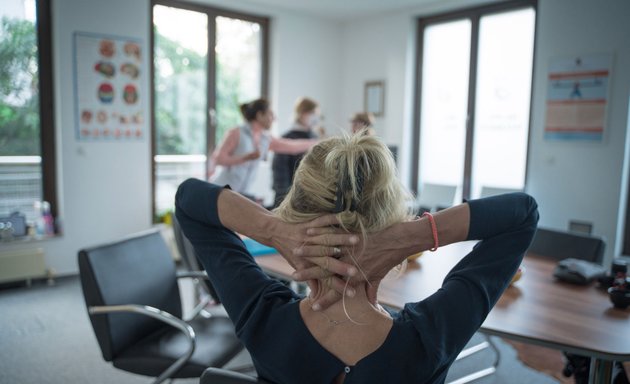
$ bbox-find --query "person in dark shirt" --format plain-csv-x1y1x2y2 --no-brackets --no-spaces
271,97,321,207
175,133,538,383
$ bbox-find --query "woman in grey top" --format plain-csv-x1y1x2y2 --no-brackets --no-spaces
210,98,318,199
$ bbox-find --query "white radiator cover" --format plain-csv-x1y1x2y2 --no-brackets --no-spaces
0,248,47,283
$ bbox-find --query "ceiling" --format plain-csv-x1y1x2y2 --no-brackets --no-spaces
240,0,441,21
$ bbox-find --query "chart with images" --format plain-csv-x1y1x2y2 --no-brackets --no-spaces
544,54,612,142
73,32,145,141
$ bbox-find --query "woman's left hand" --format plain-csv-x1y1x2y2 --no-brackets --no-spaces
268,214,359,308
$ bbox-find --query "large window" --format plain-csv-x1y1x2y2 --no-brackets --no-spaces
0,0,56,227
412,1,536,200
151,0,268,220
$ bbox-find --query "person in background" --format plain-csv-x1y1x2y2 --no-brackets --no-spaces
271,97,323,207
350,112,375,136
210,98,318,201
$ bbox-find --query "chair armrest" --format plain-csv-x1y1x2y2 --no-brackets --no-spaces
177,271,209,280
88,304,195,384
176,270,216,320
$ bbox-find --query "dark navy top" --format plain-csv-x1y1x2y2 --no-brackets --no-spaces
175,178,538,384
271,127,317,207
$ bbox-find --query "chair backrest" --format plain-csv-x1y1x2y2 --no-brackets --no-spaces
171,214,221,303
528,227,606,264
200,368,271,384
78,229,182,361
416,183,458,212
479,186,522,198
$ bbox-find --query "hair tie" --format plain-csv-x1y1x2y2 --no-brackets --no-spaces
332,161,365,213
349,163,364,212
422,212,439,251
333,184,345,213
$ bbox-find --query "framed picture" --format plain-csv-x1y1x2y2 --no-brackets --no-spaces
364,80,385,117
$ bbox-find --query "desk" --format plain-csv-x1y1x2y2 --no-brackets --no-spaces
256,242,630,384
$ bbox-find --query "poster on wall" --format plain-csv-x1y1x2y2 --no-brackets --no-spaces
73,32,145,141
544,54,612,142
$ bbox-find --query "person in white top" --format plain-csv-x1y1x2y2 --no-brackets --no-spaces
210,98,318,200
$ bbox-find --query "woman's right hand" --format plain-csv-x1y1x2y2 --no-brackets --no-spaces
266,215,362,308
294,221,413,308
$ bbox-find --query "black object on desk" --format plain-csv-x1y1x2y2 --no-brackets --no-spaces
553,258,607,285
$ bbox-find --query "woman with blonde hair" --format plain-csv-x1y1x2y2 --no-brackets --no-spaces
210,98,318,201
176,133,538,383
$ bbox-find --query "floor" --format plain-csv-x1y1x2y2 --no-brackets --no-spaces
0,275,576,384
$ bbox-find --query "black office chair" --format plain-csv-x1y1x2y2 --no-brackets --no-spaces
78,228,244,384
172,214,222,307
528,227,605,263
200,368,272,384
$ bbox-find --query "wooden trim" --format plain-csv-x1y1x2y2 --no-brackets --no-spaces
410,19,425,194
462,14,479,201
153,0,270,24
523,0,538,198
260,17,270,99
37,0,59,225
149,0,157,221
417,0,536,24
207,11,217,166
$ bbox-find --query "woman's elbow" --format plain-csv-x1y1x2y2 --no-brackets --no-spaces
175,178,199,212
513,192,539,231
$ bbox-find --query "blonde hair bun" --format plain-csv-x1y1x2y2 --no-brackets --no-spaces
274,133,413,234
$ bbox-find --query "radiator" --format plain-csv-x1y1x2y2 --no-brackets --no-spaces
0,248,47,284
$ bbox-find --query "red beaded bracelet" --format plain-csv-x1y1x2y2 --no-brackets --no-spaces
422,212,439,251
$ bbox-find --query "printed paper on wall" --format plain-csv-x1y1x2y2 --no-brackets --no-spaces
73,32,145,141
544,54,612,142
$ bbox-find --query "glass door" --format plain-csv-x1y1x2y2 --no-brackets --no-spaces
470,8,535,198
151,1,268,219
418,20,471,196
413,1,536,201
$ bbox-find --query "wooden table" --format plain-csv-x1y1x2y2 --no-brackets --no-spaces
255,242,630,384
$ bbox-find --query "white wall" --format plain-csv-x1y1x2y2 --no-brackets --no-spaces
3,0,342,275
7,0,630,274
339,0,498,187
1,0,154,276
340,0,630,264
527,0,630,265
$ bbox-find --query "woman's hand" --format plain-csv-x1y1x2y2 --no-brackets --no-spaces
294,221,417,308
267,215,360,307
216,187,358,300
242,150,261,162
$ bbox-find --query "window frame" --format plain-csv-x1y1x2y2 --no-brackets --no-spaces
37,0,58,223
411,0,537,199
149,0,270,221
1,0,58,227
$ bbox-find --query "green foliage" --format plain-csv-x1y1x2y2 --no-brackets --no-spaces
154,26,245,155
0,17,40,156
216,64,242,142
154,27,205,155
